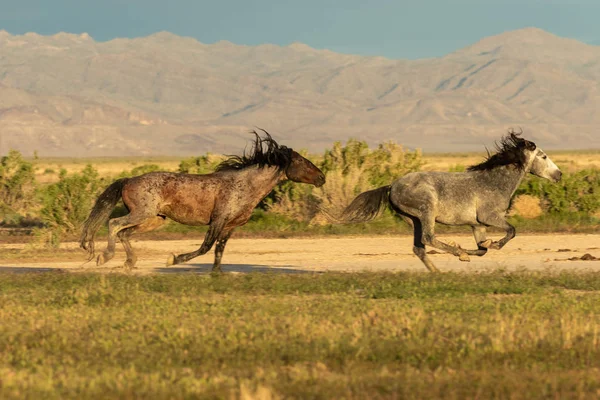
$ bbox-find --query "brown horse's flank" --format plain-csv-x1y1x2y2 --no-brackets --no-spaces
80,130,325,271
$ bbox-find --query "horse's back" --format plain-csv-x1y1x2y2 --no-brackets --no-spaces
394,171,477,197
121,172,220,225
390,171,479,224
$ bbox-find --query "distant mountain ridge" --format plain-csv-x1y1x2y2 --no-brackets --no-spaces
0,27,599,156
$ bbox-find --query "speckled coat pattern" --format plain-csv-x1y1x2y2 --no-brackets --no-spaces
80,131,325,271
341,132,562,272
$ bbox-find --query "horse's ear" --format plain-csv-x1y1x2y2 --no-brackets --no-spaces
524,141,536,151
511,133,525,148
509,128,524,142
510,132,522,143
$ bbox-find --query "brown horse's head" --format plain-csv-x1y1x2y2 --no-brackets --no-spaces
215,129,326,187
286,151,326,187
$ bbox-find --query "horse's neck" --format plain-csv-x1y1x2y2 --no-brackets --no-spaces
238,166,285,202
485,166,527,199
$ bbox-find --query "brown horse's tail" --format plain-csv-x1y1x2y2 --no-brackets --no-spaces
79,178,128,260
340,185,391,223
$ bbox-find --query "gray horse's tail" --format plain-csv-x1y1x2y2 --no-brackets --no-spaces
340,185,391,223
79,178,128,260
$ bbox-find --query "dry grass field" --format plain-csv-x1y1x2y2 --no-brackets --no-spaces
31,156,182,184
1,255,600,399
30,150,600,184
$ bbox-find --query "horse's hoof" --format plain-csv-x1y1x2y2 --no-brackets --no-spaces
124,259,137,270
166,254,176,266
481,240,501,250
425,263,441,273
96,254,106,266
480,239,493,249
459,253,470,262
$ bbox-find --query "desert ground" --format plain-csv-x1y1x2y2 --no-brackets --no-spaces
2,234,599,274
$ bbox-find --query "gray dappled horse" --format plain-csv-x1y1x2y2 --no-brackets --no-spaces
80,130,325,271
341,131,562,272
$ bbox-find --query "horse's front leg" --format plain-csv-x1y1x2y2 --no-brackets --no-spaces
477,214,516,250
166,219,227,266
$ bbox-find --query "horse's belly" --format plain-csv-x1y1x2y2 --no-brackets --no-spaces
436,215,478,225
161,205,211,226
436,208,478,225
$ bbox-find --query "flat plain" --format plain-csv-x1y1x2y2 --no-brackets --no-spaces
2,150,599,399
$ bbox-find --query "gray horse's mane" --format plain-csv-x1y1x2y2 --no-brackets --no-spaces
467,130,537,172
215,129,293,172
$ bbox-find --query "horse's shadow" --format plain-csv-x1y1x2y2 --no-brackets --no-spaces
156,263,315,274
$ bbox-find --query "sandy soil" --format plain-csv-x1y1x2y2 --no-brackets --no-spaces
1,234,599,274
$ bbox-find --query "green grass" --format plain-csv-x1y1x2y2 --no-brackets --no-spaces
1,271,600,399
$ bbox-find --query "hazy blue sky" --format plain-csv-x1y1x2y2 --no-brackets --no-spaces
1,0,598,59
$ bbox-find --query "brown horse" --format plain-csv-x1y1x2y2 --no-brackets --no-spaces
80,130,325,271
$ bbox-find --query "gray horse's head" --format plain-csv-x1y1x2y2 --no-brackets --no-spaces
468,130,562,182
529,146,562,182
514,133,562,182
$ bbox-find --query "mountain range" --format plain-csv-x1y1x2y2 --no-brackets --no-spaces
0,27,599,156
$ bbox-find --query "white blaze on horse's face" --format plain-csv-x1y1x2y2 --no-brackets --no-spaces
530,149,562,182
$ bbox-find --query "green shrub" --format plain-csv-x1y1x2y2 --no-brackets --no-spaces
117,164,162,178
38,165,105,246
0,150,36,224
178,154,222,174
313,140,422,219
517,169,600,214
448,164,466,172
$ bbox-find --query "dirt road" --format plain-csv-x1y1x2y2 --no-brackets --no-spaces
1,234,599,274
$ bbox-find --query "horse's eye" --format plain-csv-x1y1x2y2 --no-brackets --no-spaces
542,155,547,160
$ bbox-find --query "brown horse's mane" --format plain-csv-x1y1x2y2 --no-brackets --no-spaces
215,129,293,172
467,129,537,172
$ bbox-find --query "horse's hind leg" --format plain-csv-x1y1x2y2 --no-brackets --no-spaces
419,214,470,261
117,228,137,269
97,213,154,266
401,215,439,273
118,216,167,269
212,229,234,273
464,226,489,257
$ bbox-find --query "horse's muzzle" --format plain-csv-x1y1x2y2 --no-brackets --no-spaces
553,170,562,182
314,174,326,187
